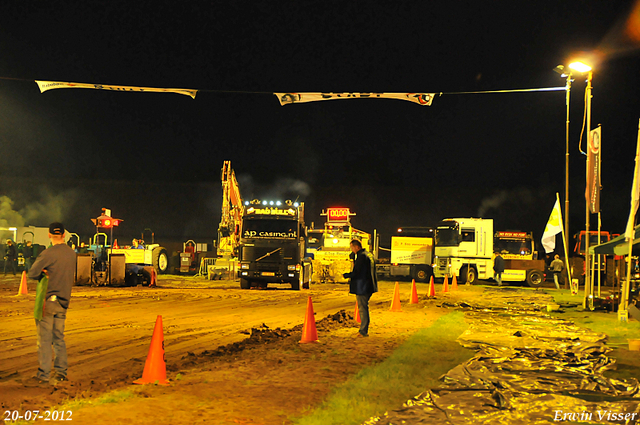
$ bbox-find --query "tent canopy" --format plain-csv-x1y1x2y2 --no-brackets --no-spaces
590,225,640,256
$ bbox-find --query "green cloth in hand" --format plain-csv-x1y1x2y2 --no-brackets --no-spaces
34,275,48,321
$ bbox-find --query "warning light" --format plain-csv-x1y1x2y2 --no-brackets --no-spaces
104,219,111,227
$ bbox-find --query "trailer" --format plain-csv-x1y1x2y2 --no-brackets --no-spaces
375,227,434,282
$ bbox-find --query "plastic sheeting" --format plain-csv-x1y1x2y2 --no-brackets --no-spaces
365,288,640,424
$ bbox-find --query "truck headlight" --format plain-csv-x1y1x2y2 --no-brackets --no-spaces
241,263,249,269
287,265,297,271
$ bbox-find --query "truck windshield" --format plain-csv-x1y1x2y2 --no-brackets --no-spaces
494,238,532,255
435,224,460,247
242,219,298,239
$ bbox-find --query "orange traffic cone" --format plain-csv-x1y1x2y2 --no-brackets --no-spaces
389,282,402,312
354,300,361,323
410,279,419,304
299,297,319,343
451,274,458,291
442,275,450,293
18,271,28,295
134,315,169,385
428,276,436,297
113,239,119,249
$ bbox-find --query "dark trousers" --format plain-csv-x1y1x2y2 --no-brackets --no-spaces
356,293,372,336
4,259,16,275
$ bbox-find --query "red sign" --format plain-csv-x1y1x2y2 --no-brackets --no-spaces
496,231,527,238
327,208,350,221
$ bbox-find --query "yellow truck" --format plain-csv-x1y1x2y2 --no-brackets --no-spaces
310,208,370,283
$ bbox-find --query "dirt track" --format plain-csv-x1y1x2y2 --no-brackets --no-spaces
0,275,460,424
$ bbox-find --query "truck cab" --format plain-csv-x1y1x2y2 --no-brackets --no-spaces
237,202,311,290
434,218,493,283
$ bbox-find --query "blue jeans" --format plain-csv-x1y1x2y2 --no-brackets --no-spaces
356,294,372,336
35,300,68,380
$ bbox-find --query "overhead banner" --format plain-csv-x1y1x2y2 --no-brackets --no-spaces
586,126,601,214
274,92,435,106
35,80,197,99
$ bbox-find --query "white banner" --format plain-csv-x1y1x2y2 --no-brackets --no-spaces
541,199,563,253
36,81,197,99
625,120,640,241
275,92,435,106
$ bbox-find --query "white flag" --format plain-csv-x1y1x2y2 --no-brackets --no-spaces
626,120,640,241
541,199,563,253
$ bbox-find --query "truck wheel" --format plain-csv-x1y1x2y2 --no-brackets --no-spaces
526,269,544,288
415,265,432,283
152,247,170,274
240,278,251,289
461,267,477,284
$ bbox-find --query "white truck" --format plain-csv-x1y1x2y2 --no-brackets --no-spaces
434,218,545,287
375,227,435,282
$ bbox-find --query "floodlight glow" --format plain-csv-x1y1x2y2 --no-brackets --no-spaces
276,201,281,206
269,201,274,205
244,201,249,205
262,200,267,205
293,202,299,207
568,62,592,73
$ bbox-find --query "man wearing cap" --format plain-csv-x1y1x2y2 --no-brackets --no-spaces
24,222,76,387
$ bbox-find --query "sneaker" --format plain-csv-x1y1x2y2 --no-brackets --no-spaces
51,374,68,385
354,332,369,338
23,376,50,387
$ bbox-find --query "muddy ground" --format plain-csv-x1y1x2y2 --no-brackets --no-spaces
1,275,473,424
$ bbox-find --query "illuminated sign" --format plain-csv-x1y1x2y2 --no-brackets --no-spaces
246,207,296,216
495,231,528,239
327,208,350,221
243,230,297,239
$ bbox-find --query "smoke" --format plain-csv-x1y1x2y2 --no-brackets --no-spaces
0,196,25,227
477,191,509,217
0,189,79,229
235,174,312,203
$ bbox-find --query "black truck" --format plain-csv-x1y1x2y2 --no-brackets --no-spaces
237,200,311,290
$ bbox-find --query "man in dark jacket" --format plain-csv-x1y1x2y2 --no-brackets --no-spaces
4,239,17,276
494,251,505,286
343,240,378,337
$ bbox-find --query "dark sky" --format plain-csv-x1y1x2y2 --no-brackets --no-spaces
1,1,639,247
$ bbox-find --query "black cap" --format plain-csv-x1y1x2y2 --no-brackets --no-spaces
49,222,65,235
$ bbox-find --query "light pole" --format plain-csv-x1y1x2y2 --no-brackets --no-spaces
554,65,573,288
568,61,593,309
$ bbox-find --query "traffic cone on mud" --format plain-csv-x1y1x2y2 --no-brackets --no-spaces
354,300,361,323
451,275,458,291
18,271,28,295
389,282,402,312
299,297,319,343
442,275,450,293
410,279,419,304
134,315,169,385
428,276,436,297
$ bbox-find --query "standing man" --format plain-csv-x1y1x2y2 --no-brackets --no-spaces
343,239,378,337
24,223,76,387
550,254,564,290
23,240,34,273
4,239,17,276
493,251,505,287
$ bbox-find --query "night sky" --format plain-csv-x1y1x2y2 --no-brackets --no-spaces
1,1,639,249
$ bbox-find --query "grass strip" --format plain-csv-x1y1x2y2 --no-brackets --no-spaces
293,311,474,425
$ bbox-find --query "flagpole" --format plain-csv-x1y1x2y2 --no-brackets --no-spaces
557,192,572,289
621,119,640,321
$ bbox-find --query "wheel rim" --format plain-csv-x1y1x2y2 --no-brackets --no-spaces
417,270,427,280
159,253,168,271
